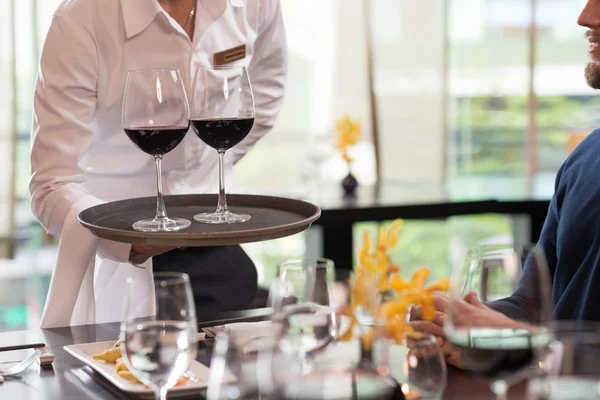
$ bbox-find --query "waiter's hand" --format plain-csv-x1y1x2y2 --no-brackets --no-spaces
129,245,177,265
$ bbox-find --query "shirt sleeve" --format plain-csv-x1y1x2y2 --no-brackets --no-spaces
29,15,131,263
229,0,288,164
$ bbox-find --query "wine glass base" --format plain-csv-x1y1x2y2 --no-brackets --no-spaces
132,217,191,232
193,211,251,224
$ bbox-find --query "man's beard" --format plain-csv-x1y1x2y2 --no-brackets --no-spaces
585,62,600,89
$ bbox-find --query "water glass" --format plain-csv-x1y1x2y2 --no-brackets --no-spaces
121,272,198,400
373,332,447,399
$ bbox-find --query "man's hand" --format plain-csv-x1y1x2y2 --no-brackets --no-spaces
129,245,177,265
408,292,529,369
408,295,463,367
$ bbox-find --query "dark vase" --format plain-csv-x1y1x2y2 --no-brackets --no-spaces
341,171,359,196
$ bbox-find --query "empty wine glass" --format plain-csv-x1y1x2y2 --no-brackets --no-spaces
262,263,399,399
527,321,600,400
373,331,447,399
190,65,255,224
444,245,554,400
122,68,191,232
269,258,337,374
206,332,261,400
120,272,198,400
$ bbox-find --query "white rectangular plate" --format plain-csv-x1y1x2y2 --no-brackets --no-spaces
64,340,210,399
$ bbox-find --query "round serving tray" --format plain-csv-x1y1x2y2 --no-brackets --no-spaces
78,194,321,247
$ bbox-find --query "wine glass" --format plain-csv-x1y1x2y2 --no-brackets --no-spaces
122,68,191,232
444,244,554,400
372,331,447,400
269,258,337,374
527,321,600,400
262,263,399,399
190,65,255,224
120,272,198,400
206,332,262,400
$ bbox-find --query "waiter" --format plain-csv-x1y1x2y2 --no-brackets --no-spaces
29,0,287,328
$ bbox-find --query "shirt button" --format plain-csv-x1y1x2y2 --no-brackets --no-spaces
175,183,181,190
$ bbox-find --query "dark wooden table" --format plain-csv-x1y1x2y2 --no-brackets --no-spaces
242,176,554,270
0,308,528,399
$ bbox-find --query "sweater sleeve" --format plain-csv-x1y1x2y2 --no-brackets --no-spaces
487,165,563,323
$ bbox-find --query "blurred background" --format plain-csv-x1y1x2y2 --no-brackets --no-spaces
0,0,593,330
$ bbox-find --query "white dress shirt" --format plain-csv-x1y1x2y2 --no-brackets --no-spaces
30,0,287,328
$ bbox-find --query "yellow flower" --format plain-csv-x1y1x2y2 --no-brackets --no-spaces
335,114,362,164
358,230,372,267
339,218,450,347
389,267,450,296
336,115,361,145
377,219,404,251
387,267,450,322
384,315,417,345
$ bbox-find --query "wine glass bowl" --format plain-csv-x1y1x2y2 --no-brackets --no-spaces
444,244,553,399
269,258,337,374
527,321,600,400
122,68,191,232
373,331,447,400
206,332,260,400
190,65,255,224
120,272,198,400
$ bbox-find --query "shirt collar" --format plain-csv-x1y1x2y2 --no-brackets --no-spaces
120,0,231,39
120,0,163,39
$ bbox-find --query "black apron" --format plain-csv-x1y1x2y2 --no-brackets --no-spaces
152,245,258,316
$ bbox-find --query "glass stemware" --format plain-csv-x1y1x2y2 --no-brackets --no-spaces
122,68,191,232
262,262,399,400
206,332,260,400
190,65,255,224
444,244,554,400
120,272,198,400
373,331,447,400
527,321,600,400
270,258,338,374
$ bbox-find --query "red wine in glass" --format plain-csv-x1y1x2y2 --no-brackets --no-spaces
189,65,255,224
125,125,189,156
191,118,254,151
122,68,192,232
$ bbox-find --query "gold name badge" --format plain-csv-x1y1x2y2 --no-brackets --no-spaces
213,45,246,66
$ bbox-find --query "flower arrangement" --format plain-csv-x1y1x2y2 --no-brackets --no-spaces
334,114,362,165
340,219,450,350
334,115,362,196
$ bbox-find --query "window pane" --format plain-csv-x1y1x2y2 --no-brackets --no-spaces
371,0,446,182
447,0,531,176
353,215,514,283
235,0,376,189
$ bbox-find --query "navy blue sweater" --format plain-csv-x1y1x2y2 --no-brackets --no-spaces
492,129,600,321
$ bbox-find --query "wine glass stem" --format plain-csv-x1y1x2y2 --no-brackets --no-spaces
155,386,168,400
154,155,167,219
216,150,228,214
300,357,313,375
491,379,508,400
